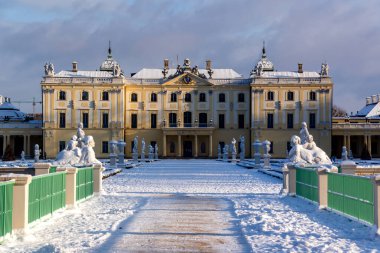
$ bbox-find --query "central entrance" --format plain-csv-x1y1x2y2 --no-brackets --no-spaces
183,141,193,157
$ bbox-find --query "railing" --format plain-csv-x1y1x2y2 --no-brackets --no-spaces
328,173,374,224
163,122,215,128
296,167,319,203
0,181,14,238
76,167,94,201
332,123,380,129
28,172,66,224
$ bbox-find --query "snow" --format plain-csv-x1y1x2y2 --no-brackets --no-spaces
1,159,380,252
132,68,243,79
260,71,320,78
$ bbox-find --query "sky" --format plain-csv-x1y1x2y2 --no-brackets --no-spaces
0,0,379,114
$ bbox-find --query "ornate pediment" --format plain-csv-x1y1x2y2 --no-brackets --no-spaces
162,72,213,86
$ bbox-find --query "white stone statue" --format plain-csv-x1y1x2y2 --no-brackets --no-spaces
225,144,229,154
262,140,271,156
154,144,158,159
44,62,55,76
231,138,237,154
110,141,118,154
56,135,81,165
77,122,86,148
133,136,138,153
321,63,329,76
34,144,40,162
141,138,146,153
342,146,348,161
300,122,310,145
79,136,101,164
21,151,25,161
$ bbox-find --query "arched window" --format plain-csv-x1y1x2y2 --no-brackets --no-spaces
131,93,138,102
287,91,294,101
59,91,66,100
82,91,89,101
267,91,274,101
102,91,109,101
199,92,206,102
184,93,192,102
200,142,206,153
238,93,245,102
219,93,225,102
170,142,175,153
151,93,157,102
309,91,316,101
170,92,177,102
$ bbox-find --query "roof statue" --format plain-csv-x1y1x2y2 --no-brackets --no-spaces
251,41,274,77
168,58,209,80
100,41,123,76
44,62,55,76
320,63,329,76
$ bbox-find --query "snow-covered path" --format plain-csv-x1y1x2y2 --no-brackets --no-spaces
1,159,380,252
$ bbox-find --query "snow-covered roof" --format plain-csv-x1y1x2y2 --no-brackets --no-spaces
0,102,26,121
132,68,242,79
260,71,321,78
355,102,380,118
55,71,113,78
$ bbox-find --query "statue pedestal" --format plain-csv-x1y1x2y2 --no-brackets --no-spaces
254,153,261,169
263,154,271,169
232,152,237,163
223,153,228,162
154,152,158,160
148,153,153,162
240,152,245,161
110,154,117,167
118,154,125,165
141,153,145,162
132,153,138,163
217,153,221,160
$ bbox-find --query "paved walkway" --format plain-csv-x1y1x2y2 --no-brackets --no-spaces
96,193,250,252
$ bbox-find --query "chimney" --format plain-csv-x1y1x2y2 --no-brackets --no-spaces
164,59,169,69
206,59,212,70
372,95,377,104
72,61,78,72
366,97,371,105
298,63,303,73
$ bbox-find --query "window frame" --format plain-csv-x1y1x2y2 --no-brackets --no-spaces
81,91,89,101
309,91,316,101
184,93,192,102
218,93,226,103
151,93,157,102
170,92,177,102
238,93,245,103
287,91,294,101
102,91,109,101
58,91,66,101
131,93,138,102
267,91,274,101
199,92,206,102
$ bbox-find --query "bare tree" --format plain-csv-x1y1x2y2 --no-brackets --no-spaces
332,105,347,117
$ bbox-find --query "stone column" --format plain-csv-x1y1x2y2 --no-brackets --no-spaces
347,135,351,154
368,135,372,156
0,175,32,232
23,135,27,155
194,135,198,158
26,135,31,156
253,139,262,169
287,164,296,196
177,135,182,157
34,163,52,175
93,164,104,194
3,135,6,154
163,134,167,157
282,165,290,193
373,175,380,234
316,168,328,209
64,168,78,207
209,135,213,158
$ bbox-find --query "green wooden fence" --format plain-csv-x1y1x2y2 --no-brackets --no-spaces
0,181,14,238
296,167,319,203
328,173,374,224
28,172,66,224
76,167,94,201
49,166,57,173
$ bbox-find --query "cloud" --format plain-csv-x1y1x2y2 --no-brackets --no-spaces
0,0,379,113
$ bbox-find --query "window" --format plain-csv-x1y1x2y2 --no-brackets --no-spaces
131,114,137,128
82,112,89,128
151,93,157,102
184,111,192,127
309,91,316,101
59,112,66,128
199,113,207,127
238,93,245,102
102,141,108,153
267,91,274,101
269,141,273,154
82,91,89,101
59,141,66,152
59,91,66,100
309,113,316,129
184,93,191,102
287,113,294,129
102,113,109,128
151,113,157,128
287,91,294,101
199,93,206,102
169,113,177,127
170,92,177,102
219,93,226,102
102,91,109,101
219,114,225,129
170,142,175,153
267,113,274,128
238,114,244,129
201,143,206,153
131,93,138,102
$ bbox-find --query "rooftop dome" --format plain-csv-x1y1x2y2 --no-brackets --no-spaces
99,42,123,76
251,43,274,77
0,102,26,121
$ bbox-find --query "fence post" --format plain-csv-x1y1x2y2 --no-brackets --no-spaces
65,168,78,208
34,163,52,175
340,160,356,175
373,175,380,235
288,164,296,196
283,165,290,193
93,164,104,194
0,174,32,232
316,168,328,209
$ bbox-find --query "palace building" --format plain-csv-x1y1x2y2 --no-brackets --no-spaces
41,45,333,159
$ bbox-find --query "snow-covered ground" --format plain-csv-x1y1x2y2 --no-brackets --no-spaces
1,159,380,252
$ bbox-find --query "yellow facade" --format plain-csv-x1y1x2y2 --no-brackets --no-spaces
41,47,333,159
